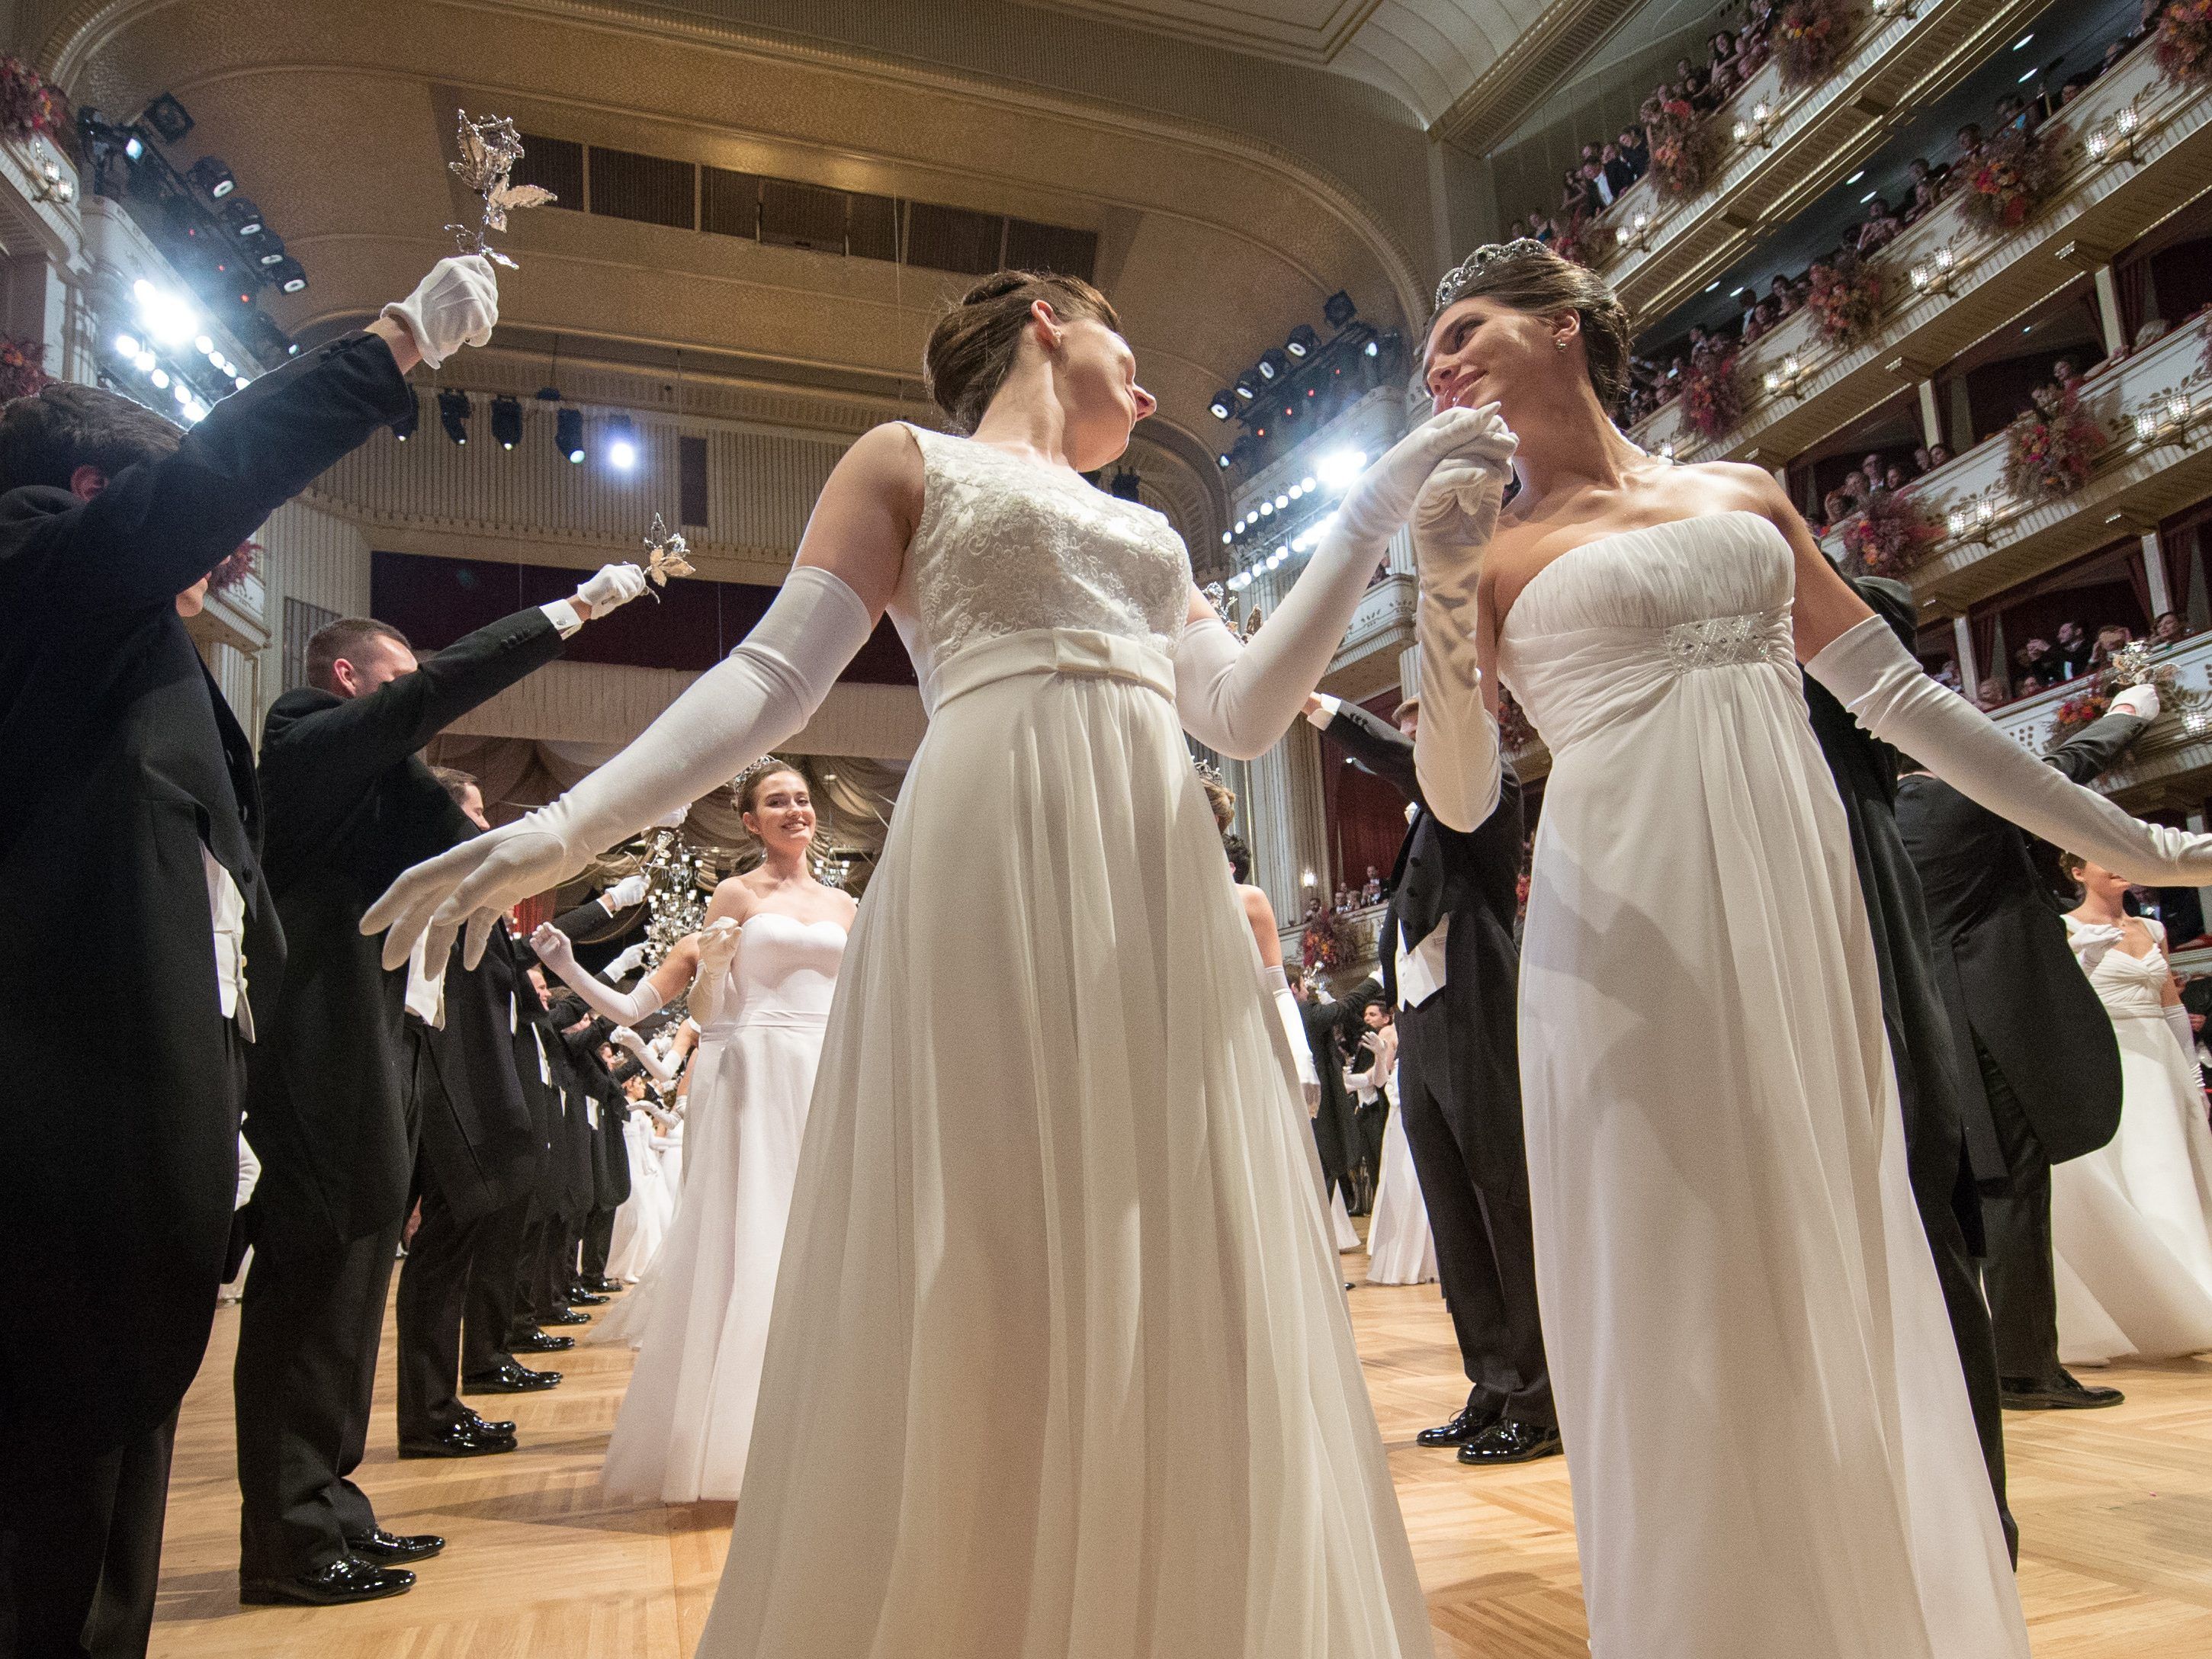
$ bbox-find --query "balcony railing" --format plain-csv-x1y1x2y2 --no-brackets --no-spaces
1592,0,2047,322
1984,631,2212,810
1824,309,2212,611
1279,900,1391,980
1629,47,2212,470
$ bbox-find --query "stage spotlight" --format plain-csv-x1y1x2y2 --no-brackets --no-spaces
188,156,236,199
607,419,638,470
1217,452,1232,469
1322,290,1356,329
268,258,307,293
438,388,470,445
140,94,194,143
1286,323,1319,359
1233,374,1257,403
221,197,265,238
1209,390,1234,420
556,406,586,463
1257,349,1288,383
391,391,419,442
254,233,286,266
490,394,522,450
132,279,197,345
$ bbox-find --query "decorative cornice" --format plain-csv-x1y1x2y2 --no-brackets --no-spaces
1433,0,1645,152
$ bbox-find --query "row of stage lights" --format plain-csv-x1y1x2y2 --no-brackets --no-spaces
1217,446,1368,592
106,278,261,425
1207,291,1402,477
404,386,638,471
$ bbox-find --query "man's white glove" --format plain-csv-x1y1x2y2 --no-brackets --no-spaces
1811,614,2212,885
576,563,648,618
1175,406,1517,762
603,941,650,979
2111,683,2162,721
379,255,498,371
1408,413,1517,831
602,874,650,911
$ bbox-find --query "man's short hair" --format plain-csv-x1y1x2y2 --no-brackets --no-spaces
427,765,479,807
1393,694,1421,725
305,617,412,694
0,382,185,493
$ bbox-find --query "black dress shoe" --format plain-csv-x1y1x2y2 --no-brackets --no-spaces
239,1556,414,1606
509,1329,576,1353
1456,1420,1564,1465
2001,1371,2124,1410
460,1407,516,1437
564,1286,609,1305
1417,1396,1504,1449
542,1308,592,1326
581,1275,624,1294
462,1359,562,1394
400,1420,519,1459
345,1527,445,1564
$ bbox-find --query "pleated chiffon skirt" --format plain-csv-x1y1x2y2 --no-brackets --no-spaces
696,628,1434,1659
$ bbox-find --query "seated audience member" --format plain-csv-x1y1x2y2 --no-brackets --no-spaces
2053,621,2092,679
1928,442,1954,467
2153,611,2188,647
2088,624,2134,673
1602,142,1636,197
1769,274,1799,318
2015,637,2056,682
1617,125,1649,178
1857,198,1902,254
1978,677,2008,709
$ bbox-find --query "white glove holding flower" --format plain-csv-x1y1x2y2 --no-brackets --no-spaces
380,255,499,370
576,563,648,618
602,874,650,911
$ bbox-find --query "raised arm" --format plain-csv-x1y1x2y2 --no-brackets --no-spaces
1761,471,2212,887
1175,409,1515,762
365,423,920,969
1408,435,1515,832
1309,694,1422,807
530,923,698,1027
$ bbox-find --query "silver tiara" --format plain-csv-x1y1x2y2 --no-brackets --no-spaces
730,754,795,794
1433,239,1549,311
1192,757,1225,790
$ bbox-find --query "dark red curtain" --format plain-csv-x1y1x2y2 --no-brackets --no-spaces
1320,688,1411,894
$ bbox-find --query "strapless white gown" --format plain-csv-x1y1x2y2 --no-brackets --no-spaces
2053,915,2212,1362
605,1111,674,1284
1365,1067,1436,1285
1497,513,2025,1659
599,911,846,1503
695,425,1430,1657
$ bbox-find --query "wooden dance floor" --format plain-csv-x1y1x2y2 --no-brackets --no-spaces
152,1241,2212,1657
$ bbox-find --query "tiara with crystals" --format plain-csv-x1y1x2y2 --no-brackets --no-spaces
1192,757,1225,791
730,754,797,794
1433,238,1550,311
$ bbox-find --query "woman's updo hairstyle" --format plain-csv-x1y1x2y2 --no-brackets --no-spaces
737,760,807,819
1426,239,1633,418
925,271,1124,435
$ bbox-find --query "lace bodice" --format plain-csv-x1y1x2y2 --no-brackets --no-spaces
698,911,849,1035
1495,512,1797,758
889,423,1193,710
2068,913,2173,1020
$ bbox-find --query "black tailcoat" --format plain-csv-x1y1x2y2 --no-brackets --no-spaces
414,921,541,1223
0,331,411,1458
246,607,567,1242
1327,703,1527,1189
1895,714,2143,1172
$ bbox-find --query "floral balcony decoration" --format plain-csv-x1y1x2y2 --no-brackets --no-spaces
0,332,53,403
0,57,66,142
1773,0,1857,91
1644,95,1720,201
2048,643,2180,746
1958,124,2056,233
1551,211,1597,270
206,542,258,593
1300,906,1349,973
2048,685,2114,744
2002,382,2108,499
1807,255,1886,349
2153,0,2212,91
1681,343,1744,439
1840,489,1944,578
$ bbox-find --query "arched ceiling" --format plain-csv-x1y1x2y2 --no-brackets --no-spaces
30,0,1485,547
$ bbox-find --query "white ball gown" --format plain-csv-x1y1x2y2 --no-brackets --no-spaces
695,425,1431,1658
599,913,846,1502
2053,914,2212,1363
604,1108,675,1284
1495,514,2025,1659
1364,1062,1437,1286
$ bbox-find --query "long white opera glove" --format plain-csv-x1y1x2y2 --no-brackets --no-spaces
2164,1004,2198,1070
1810,615,2212,884
686,919,744,1028
1176,408,1517,761
379,255,499,370
366,566,873,968
1410,441,1514,831
612,1026,681,1084
531,923,669,1025
1263,963,1321,1112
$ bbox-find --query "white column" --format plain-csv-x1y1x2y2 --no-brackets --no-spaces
1918,381,1944,450
1246,721,1329,922
2143,530,2171,618
1951,615,1979,699
2094,265,2126,356
2188,813,2212,923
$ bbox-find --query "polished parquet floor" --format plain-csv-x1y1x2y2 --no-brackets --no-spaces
152,1237,2212,1657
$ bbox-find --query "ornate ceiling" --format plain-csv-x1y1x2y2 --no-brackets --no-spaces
30,0,1536,547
